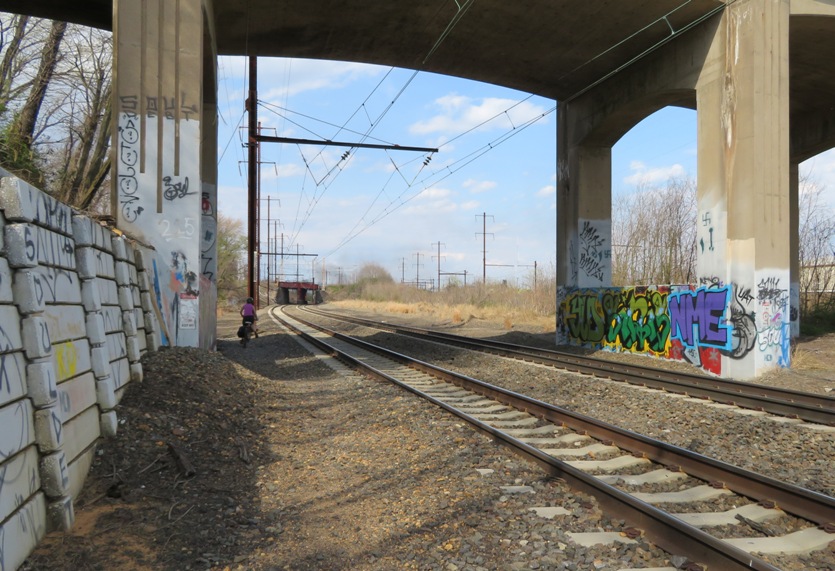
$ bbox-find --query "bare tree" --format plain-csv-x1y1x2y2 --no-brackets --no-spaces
612,175,697,286
798,174,835,312
49,26,112,209
216,214,248,302
356,263,394,283
10,19,65,145
0,14,32,112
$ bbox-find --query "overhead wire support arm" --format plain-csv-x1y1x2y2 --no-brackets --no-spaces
253,134,438,154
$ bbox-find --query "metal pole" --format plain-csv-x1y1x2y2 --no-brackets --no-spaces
482,212,486,283
256,121,262,306
266,196,271,304
247,56,258,305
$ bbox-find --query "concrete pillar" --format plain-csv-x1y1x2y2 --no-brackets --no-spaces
112,0,216,348
556,107,613,290
695,0,791,377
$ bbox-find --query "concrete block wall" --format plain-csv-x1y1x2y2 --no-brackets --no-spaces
0,171,161,570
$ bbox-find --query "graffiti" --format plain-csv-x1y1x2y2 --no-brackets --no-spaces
162,176,193,201
699,275,722,288
201,192,214,216
15,225,75,268
145,93,199,121
606,289,671,354
158,218,196,242
757,276,787,305
0,354,24,401
727,284,757,359
668,286,731,350
699,210,715,254
578,221,609,283
118,108,142,222
200,210,217,282
735,285,754,304
568,238,578,284
561,287,671,355
5,186,72,235
54,343,78,381
563,292,607,343
756,275,791,367
170,251,198,297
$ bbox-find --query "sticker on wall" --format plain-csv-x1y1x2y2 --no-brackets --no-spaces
178,294,198,330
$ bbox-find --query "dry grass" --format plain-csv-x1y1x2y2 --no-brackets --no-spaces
330,298,555,333
790,347,830,371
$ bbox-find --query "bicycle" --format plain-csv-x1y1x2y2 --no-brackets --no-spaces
240,321,254,348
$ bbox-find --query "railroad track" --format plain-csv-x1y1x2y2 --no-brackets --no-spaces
273,305,835,571
298,305,835,427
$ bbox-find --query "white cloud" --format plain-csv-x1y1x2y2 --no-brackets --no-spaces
463,179,497,194
801,148,835,208
623,161,686,187
409,94,549,136
460,200,480,210
220,56,386,100
536,185,556,197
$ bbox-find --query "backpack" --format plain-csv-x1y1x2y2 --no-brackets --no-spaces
237,325,246,338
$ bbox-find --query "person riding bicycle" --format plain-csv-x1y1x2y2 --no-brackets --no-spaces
240,297,258,339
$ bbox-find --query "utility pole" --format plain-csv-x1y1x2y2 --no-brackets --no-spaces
475,212,494,283
246,56,258,306
414,252,424,286
431,241,445,291
400,258,406,283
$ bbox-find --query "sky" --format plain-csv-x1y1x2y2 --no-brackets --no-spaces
215,56,835,288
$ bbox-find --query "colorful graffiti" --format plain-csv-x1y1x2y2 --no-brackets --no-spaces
668,286,731,351
560,286,673,356
559,276,792,377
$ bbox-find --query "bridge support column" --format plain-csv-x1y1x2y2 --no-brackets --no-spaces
556,108,613,344
112,0,217,349
695,0,791,378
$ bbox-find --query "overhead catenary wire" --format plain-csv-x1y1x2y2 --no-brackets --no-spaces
268,0,481,248
327,103,556,256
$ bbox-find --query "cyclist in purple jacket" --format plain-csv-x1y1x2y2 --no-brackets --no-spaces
240,297,259,338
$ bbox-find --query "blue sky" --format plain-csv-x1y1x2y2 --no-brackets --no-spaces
216,56,835,287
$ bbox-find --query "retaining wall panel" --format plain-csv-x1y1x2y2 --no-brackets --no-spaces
106,332,127,361
0,398,35,458
61,406,100,464
97,279,119,306
0,177,72,235
52,339,92,384
43,305,87,344
67,444,95,500
0,258,13,302
101,306,123,334
0,492,47,571
111,357,130,390
0,351,27,407
6,224,77,270
56,372,97,424
0,305,24,353
27,266,82,305
0,446,40,522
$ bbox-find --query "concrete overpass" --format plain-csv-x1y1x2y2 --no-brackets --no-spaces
1,0,834,378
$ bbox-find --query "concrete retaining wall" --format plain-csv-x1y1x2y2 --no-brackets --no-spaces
0,171,162,570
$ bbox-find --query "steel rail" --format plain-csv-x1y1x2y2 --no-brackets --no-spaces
276,306,835,571
300,306,835,426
